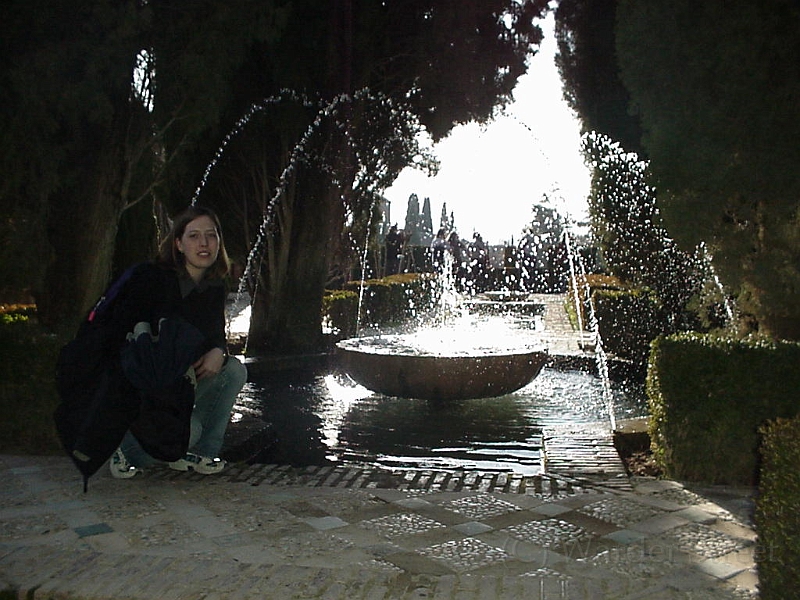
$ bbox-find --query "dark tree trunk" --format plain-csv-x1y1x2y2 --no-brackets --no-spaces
36,102,134,335
39,193,124,335
247,163,344,355
246,2,352,356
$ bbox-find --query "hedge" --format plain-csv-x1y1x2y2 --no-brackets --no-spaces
324,273,437,337
568,273,623,333
756,416,800,599
594,287,665,365
0,319,63,454
322,289,359,339
647,333,800,485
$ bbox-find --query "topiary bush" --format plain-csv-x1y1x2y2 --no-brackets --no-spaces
322,289,359,339
324,273,438,338
0,319,63,455
756,416,800,599
647,333,800,485
594,287,666,366
342,273,436,329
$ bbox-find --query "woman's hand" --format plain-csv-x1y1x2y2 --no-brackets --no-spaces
193,347,225,380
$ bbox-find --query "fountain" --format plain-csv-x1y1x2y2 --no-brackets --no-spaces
227,251,647,473
335,251,549,400
192,89,648,475
336,333,548,401
192,90,549,405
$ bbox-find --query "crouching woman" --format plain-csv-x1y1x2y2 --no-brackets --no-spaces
111,205,247,478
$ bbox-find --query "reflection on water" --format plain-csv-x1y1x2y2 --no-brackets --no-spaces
226,366,647,476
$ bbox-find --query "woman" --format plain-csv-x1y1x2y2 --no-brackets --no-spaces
110,206,247,478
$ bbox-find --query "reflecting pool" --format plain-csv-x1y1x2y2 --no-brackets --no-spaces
223,365,648,476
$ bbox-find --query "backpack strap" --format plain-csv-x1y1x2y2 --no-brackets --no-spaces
88,263,142,323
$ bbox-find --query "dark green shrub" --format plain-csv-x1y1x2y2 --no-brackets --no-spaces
568,273,624,332
595,288,665,365
0,320,63,455
756,416,800,599
342,273,436,329
0,303,36,325
322,289,359,339
647,333,800,485
346,278,397,326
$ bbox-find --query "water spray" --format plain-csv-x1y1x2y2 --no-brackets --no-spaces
563,228,617,432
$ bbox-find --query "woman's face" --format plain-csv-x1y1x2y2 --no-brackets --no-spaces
176,215,220,280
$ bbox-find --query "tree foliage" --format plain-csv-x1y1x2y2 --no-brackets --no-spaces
0,0,289,331
582,132,705,331
1,0,156,330
1,0,550,351
553,0,643,154
176,0,550,353
616,0,800,340
523,201,564,245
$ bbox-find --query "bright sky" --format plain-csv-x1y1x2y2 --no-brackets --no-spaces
383,12,591,246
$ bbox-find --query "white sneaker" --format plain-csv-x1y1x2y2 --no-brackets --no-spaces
168,453,226,475
109,448,141,479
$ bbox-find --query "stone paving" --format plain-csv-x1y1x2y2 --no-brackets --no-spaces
0,294,761,598
0,455,759,599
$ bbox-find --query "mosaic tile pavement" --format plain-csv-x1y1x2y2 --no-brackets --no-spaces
0,455,759,599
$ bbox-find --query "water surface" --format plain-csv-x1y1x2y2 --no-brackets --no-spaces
225,366,647,476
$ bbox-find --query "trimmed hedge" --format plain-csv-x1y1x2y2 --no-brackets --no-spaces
647,333,800,485
568,273,623,332
0,303,36,325
322,289,359,339
756,416,800,599
324,273,437,337
0,320,63,455
595,287,665,365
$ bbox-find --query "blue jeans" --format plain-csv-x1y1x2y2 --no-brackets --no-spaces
121,356,247,467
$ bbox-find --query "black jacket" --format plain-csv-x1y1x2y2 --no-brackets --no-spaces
110,262,227,356
54,262,227,490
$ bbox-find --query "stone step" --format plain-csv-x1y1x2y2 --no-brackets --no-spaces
144,462,599,498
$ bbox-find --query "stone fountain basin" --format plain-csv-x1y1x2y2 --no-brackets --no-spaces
336,335,549,401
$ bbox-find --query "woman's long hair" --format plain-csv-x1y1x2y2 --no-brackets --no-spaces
157,206,231,280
